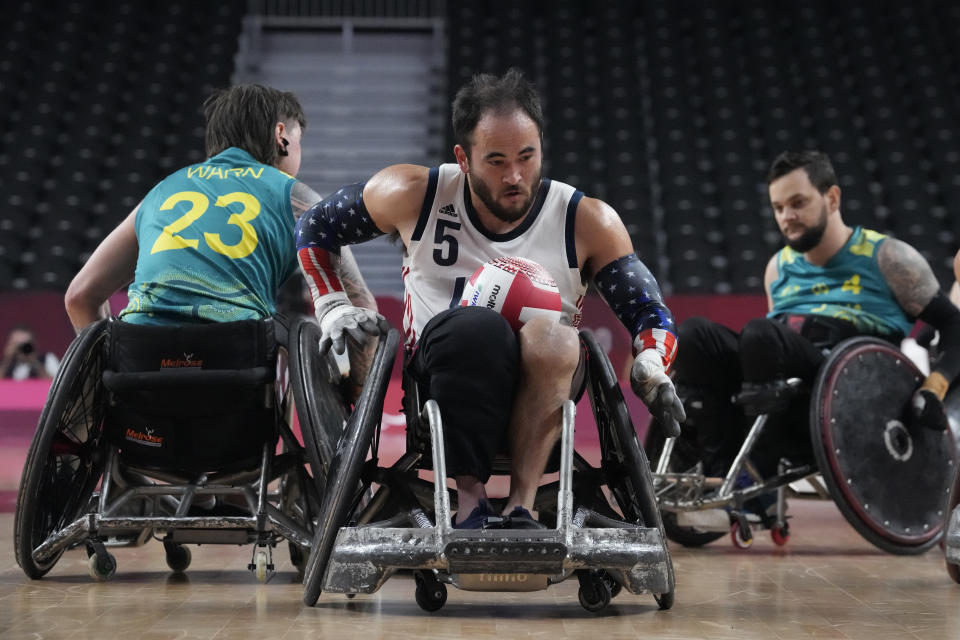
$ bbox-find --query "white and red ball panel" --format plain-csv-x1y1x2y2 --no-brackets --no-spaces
460,257,562,332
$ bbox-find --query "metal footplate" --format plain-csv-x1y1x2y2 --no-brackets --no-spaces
321,524,670,594
445,534,567,573
321,398,674,597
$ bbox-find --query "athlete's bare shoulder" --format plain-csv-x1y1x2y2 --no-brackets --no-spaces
877,237,939,316
573,195,634,278
363,164,433,238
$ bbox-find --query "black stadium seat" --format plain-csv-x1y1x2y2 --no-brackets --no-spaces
0,0,242,292
445,0,960,293
3,1,958,293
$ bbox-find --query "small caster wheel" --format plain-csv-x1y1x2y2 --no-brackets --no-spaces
578,579,611,612
414,571,447,612
577,571,611,612
947,560,960,584
255,550,268,583
87,551,117,581
771,525,790,547
599,570,622,599
164,543,192,573
731,520,753,549
654,589,675,610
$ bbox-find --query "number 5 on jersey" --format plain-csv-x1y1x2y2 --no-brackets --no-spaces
433,219,460,266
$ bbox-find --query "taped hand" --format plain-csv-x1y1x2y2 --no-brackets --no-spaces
630,349,686,438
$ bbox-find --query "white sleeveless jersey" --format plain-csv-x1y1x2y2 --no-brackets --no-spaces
402,163,587,348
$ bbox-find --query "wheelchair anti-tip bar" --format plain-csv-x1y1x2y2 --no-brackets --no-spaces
30,443,314,565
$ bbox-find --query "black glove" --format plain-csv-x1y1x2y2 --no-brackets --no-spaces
911,388,948,432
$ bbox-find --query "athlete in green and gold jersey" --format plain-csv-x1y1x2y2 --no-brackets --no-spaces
767,226,914,339
671,150,960,481
65,84,383,353
120,146,298,324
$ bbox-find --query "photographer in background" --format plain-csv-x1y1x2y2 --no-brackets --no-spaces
1,325,58,380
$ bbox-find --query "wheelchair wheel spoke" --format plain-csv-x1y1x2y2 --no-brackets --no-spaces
50,433,85,457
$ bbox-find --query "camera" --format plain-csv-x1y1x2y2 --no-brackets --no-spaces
17,341,34,355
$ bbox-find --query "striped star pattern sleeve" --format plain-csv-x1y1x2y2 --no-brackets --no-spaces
594,254,678,370
295,182,384,299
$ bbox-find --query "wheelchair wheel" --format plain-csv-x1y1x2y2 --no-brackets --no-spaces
581,330,675,610
945,463,960,584
14,319,109,578
646,419,726,548
302,329,399,606
810,336,951,555
288,317,351,494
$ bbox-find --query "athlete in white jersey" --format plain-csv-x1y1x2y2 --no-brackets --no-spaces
295,68,685,529
402,163,586,348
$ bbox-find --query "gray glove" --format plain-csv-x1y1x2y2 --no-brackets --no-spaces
317,294,389,355
630,349,686,438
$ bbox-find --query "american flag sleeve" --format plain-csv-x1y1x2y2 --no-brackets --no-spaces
295,182,384,304
594,253,678,370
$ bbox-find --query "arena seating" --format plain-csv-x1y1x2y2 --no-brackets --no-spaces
445,0,960,293
0,0,242,291
2,0,958,295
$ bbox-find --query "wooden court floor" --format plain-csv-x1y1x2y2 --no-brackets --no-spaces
1,500,959,640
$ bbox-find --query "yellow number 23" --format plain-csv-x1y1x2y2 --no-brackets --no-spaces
150,191,261,259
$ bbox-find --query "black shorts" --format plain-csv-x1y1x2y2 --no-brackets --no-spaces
407,306,520,481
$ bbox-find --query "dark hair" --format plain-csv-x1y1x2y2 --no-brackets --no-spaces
451,67,544,155
203,84,306,166
767,150,838,193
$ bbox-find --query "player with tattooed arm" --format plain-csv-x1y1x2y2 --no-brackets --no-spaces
64,84,382,385
295,68,683,529
671,150,960,494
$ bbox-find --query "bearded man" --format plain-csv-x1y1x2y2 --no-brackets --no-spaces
669,150,960,485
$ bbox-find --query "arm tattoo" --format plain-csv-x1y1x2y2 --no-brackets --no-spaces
338,247,377,312
339,246,378,389
290,181,323,221
877,238,940,317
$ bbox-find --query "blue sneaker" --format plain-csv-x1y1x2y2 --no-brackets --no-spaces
733,471,776,522
453,499,504,529
505,506,547,530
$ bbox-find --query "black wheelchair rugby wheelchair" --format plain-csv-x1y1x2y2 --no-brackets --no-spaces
299,327,675,613
939,384,960,582
647,336,956,555
13,314,347,582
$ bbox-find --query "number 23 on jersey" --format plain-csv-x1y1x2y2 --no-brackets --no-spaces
150,190,261,259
